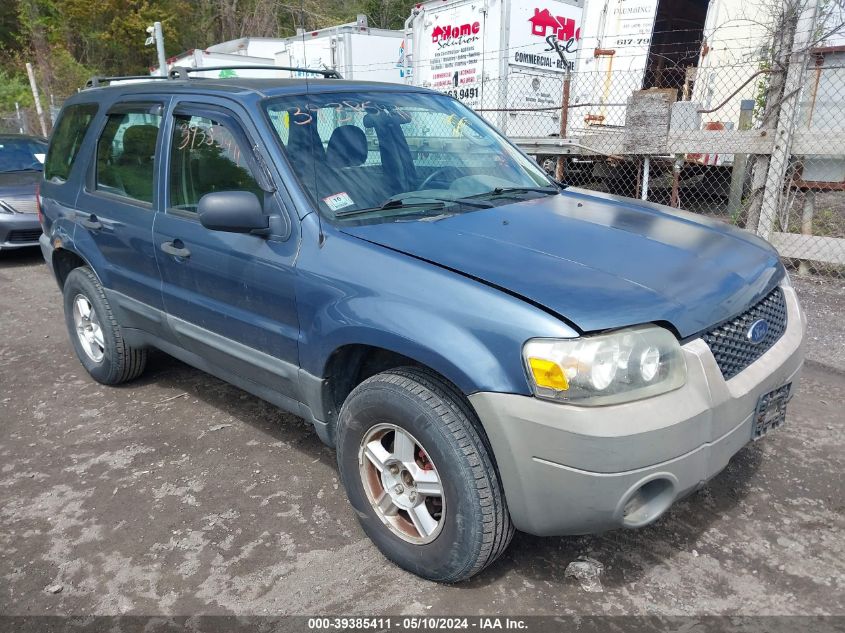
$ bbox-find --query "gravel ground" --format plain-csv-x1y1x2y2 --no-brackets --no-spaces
0,249,843,617
792,275,845,373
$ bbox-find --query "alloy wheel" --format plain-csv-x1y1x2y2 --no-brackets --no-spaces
358,423,446,544
72,294,105,363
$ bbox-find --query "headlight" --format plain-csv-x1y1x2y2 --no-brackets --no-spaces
0,201,13,215
523,325,686,406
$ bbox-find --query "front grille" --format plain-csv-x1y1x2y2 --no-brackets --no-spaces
701,286,787,380
6,228,42,243
2,196,37,214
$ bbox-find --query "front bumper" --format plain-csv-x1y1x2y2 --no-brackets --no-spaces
469,284,806,536
0,213,41,250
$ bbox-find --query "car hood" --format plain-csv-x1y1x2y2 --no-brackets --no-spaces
339,188,784,338
0,170,40,198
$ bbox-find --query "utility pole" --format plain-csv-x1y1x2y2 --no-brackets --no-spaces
25,62,49,137
146,22,168,76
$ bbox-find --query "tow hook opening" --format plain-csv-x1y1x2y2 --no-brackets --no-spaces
621,476,675,528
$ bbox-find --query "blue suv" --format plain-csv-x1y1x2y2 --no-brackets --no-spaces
39,72,806,582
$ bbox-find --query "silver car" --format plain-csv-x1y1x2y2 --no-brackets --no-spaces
0,134,47,250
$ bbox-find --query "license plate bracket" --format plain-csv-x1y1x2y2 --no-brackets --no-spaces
752,383,792,440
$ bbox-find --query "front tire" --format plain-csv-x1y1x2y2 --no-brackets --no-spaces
336,367,513,582
62,266,147,385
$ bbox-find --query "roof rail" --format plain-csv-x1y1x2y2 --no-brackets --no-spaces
85,75,171,89
169,65,343,79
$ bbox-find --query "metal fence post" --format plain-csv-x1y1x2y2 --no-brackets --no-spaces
798,189,815,274
727,99,754,216
555,68,571,183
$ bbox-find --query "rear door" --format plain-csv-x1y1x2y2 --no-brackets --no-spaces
152,100,301,401
74,100,170,337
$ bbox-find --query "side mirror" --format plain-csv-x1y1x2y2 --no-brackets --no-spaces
198,191,269,234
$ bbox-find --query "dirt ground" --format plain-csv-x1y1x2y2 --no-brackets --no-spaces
1,248,843,617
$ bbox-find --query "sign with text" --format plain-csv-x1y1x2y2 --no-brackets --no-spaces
416,3,485,107
510,1,584,73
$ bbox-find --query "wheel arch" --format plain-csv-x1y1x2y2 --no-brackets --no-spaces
304,326,509,448
52,247,94,288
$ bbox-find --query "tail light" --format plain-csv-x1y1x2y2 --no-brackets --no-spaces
36,182,43,227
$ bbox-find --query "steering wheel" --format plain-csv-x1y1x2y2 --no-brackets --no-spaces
419,166,464,190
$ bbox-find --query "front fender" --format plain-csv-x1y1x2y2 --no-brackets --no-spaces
306,301,512,395
296,225,578,396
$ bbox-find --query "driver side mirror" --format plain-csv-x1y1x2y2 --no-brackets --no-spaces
197,191,269,234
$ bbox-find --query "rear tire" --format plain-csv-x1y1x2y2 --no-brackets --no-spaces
62,266,147,385
336,366,513,582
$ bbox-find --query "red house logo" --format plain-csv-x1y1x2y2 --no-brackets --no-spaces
528,7,580,41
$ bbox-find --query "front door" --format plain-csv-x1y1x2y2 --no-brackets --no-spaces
152,102,301,402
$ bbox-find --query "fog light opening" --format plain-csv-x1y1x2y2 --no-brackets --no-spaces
621,477,675,528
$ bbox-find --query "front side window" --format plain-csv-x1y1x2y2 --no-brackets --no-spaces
263,92,554,222
96,111,162,203
169,113,262,214
44,103,98,183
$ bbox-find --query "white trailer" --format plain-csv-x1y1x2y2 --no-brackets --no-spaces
152,19,405,83
405,0,586,136
154,48,289,78
274,20,405,83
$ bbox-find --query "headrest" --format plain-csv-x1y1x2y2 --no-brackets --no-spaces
122,125,159,160
326,125,368,168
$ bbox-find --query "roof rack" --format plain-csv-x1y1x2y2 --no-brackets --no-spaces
85,75,171,88
169,65,343,79
84,64,342,89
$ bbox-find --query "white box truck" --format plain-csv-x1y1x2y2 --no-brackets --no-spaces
405,0,586,136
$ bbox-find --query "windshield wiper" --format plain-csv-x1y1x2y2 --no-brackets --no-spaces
334,194,493,219
334,198,448,218
0,168,42,173
467,186,559,199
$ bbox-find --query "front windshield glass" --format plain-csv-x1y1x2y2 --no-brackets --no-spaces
0,138,48,173
263,92,555,221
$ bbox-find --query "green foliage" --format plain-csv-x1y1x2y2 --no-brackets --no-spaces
753,59,771,125
1,0,419,105
0,69,32,110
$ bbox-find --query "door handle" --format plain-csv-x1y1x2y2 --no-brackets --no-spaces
79,214,102,230
160,239,191,259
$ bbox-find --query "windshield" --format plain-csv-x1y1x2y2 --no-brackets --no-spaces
0,138,48,173
263,92,555,221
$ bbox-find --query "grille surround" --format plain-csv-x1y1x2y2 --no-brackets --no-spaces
701,286,787,380
6,228,42,243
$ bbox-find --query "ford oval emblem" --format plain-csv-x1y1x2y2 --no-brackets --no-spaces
747,319,769,345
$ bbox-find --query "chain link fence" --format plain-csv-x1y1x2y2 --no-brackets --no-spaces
473,54,845,279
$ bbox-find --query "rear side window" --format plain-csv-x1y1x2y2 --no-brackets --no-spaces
44,104,98,183
96,111,162,204
169,113,262,213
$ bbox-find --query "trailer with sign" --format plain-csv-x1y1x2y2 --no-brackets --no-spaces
404,0,585,137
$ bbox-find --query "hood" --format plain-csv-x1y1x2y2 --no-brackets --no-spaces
0,170,40,199
339,188,783,338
